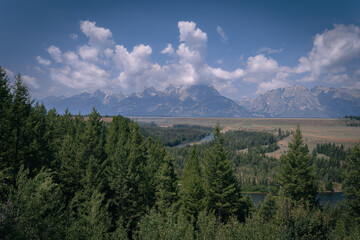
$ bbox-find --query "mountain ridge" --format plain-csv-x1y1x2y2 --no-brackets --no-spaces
40,84,360,118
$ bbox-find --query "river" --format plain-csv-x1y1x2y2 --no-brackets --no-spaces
175,133,214,148
242,192,345,207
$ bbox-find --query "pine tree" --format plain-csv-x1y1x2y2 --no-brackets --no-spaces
68,188,110,240
343,144,360,218
180,145,205,222
9,74,32,186
277,125,318,203
8,168,66,239
258,193,277,222
25,103,50,175
104,116,131,227
123,124,148,234
204,124,243,222
144,137,166,207
155,155,179,213
0,67,13,197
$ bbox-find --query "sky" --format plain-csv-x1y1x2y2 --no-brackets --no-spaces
1,0,360,100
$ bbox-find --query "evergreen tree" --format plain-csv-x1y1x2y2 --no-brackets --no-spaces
25,103,51,175
144,137,166,207
8,168,66,240
0,67,13,197
277,125,318,203
204,124,243,222
68,188,110,240
9,74,32,186
104,116,131,228
258,193,277,222
343,144,360,219
123,124,148,234
78,108,106,165
180,145,205,222
155,155,179,213
243,194,255,219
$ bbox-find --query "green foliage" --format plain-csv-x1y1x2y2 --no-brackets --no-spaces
224,129,279,153
6,168,66,240
258,193,278,222
139,123,212,147
68,188,111,240
155,155,179,213
135,209,194,240
204,124,244,222
343,145,360,219
278,125,318,203
276,197,332,240
180,146,205,222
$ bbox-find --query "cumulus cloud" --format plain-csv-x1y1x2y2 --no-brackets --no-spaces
47,46,62,63
216,26,228,43
161,43,175,55
33,20,360,98
36,56,51,66
113,44,167,90
208,67,245,80
78,45,98,61
244,54,279,82
49,51,109,91
256,79,290,94
80,20,113,48
297,24,360,79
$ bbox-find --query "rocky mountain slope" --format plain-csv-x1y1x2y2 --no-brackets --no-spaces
41,85,251,117
239,85,360,118
41,84,360,118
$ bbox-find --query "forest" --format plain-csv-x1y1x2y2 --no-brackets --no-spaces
1,67,360,239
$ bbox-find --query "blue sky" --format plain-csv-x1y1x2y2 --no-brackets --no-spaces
1,0,360,100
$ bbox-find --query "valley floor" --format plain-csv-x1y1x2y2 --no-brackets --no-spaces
128,117,360,151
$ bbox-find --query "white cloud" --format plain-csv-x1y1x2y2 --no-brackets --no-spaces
47,46,62,63
69,33,78,40
35,20,360,98
23,75,40,89
80,20,113,49
244,54,279,83
257,47,283,54
256,79,290,94
113,44,167,90
161,43,175,55
297,24,360,78
216,26,228,43
78,45,98,61
178,21,207,46
208,67,245,80
36,56,51,66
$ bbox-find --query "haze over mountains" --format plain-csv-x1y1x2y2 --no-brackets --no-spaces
41,85,360,118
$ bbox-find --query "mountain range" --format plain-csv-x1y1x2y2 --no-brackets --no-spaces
40,84,360,118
